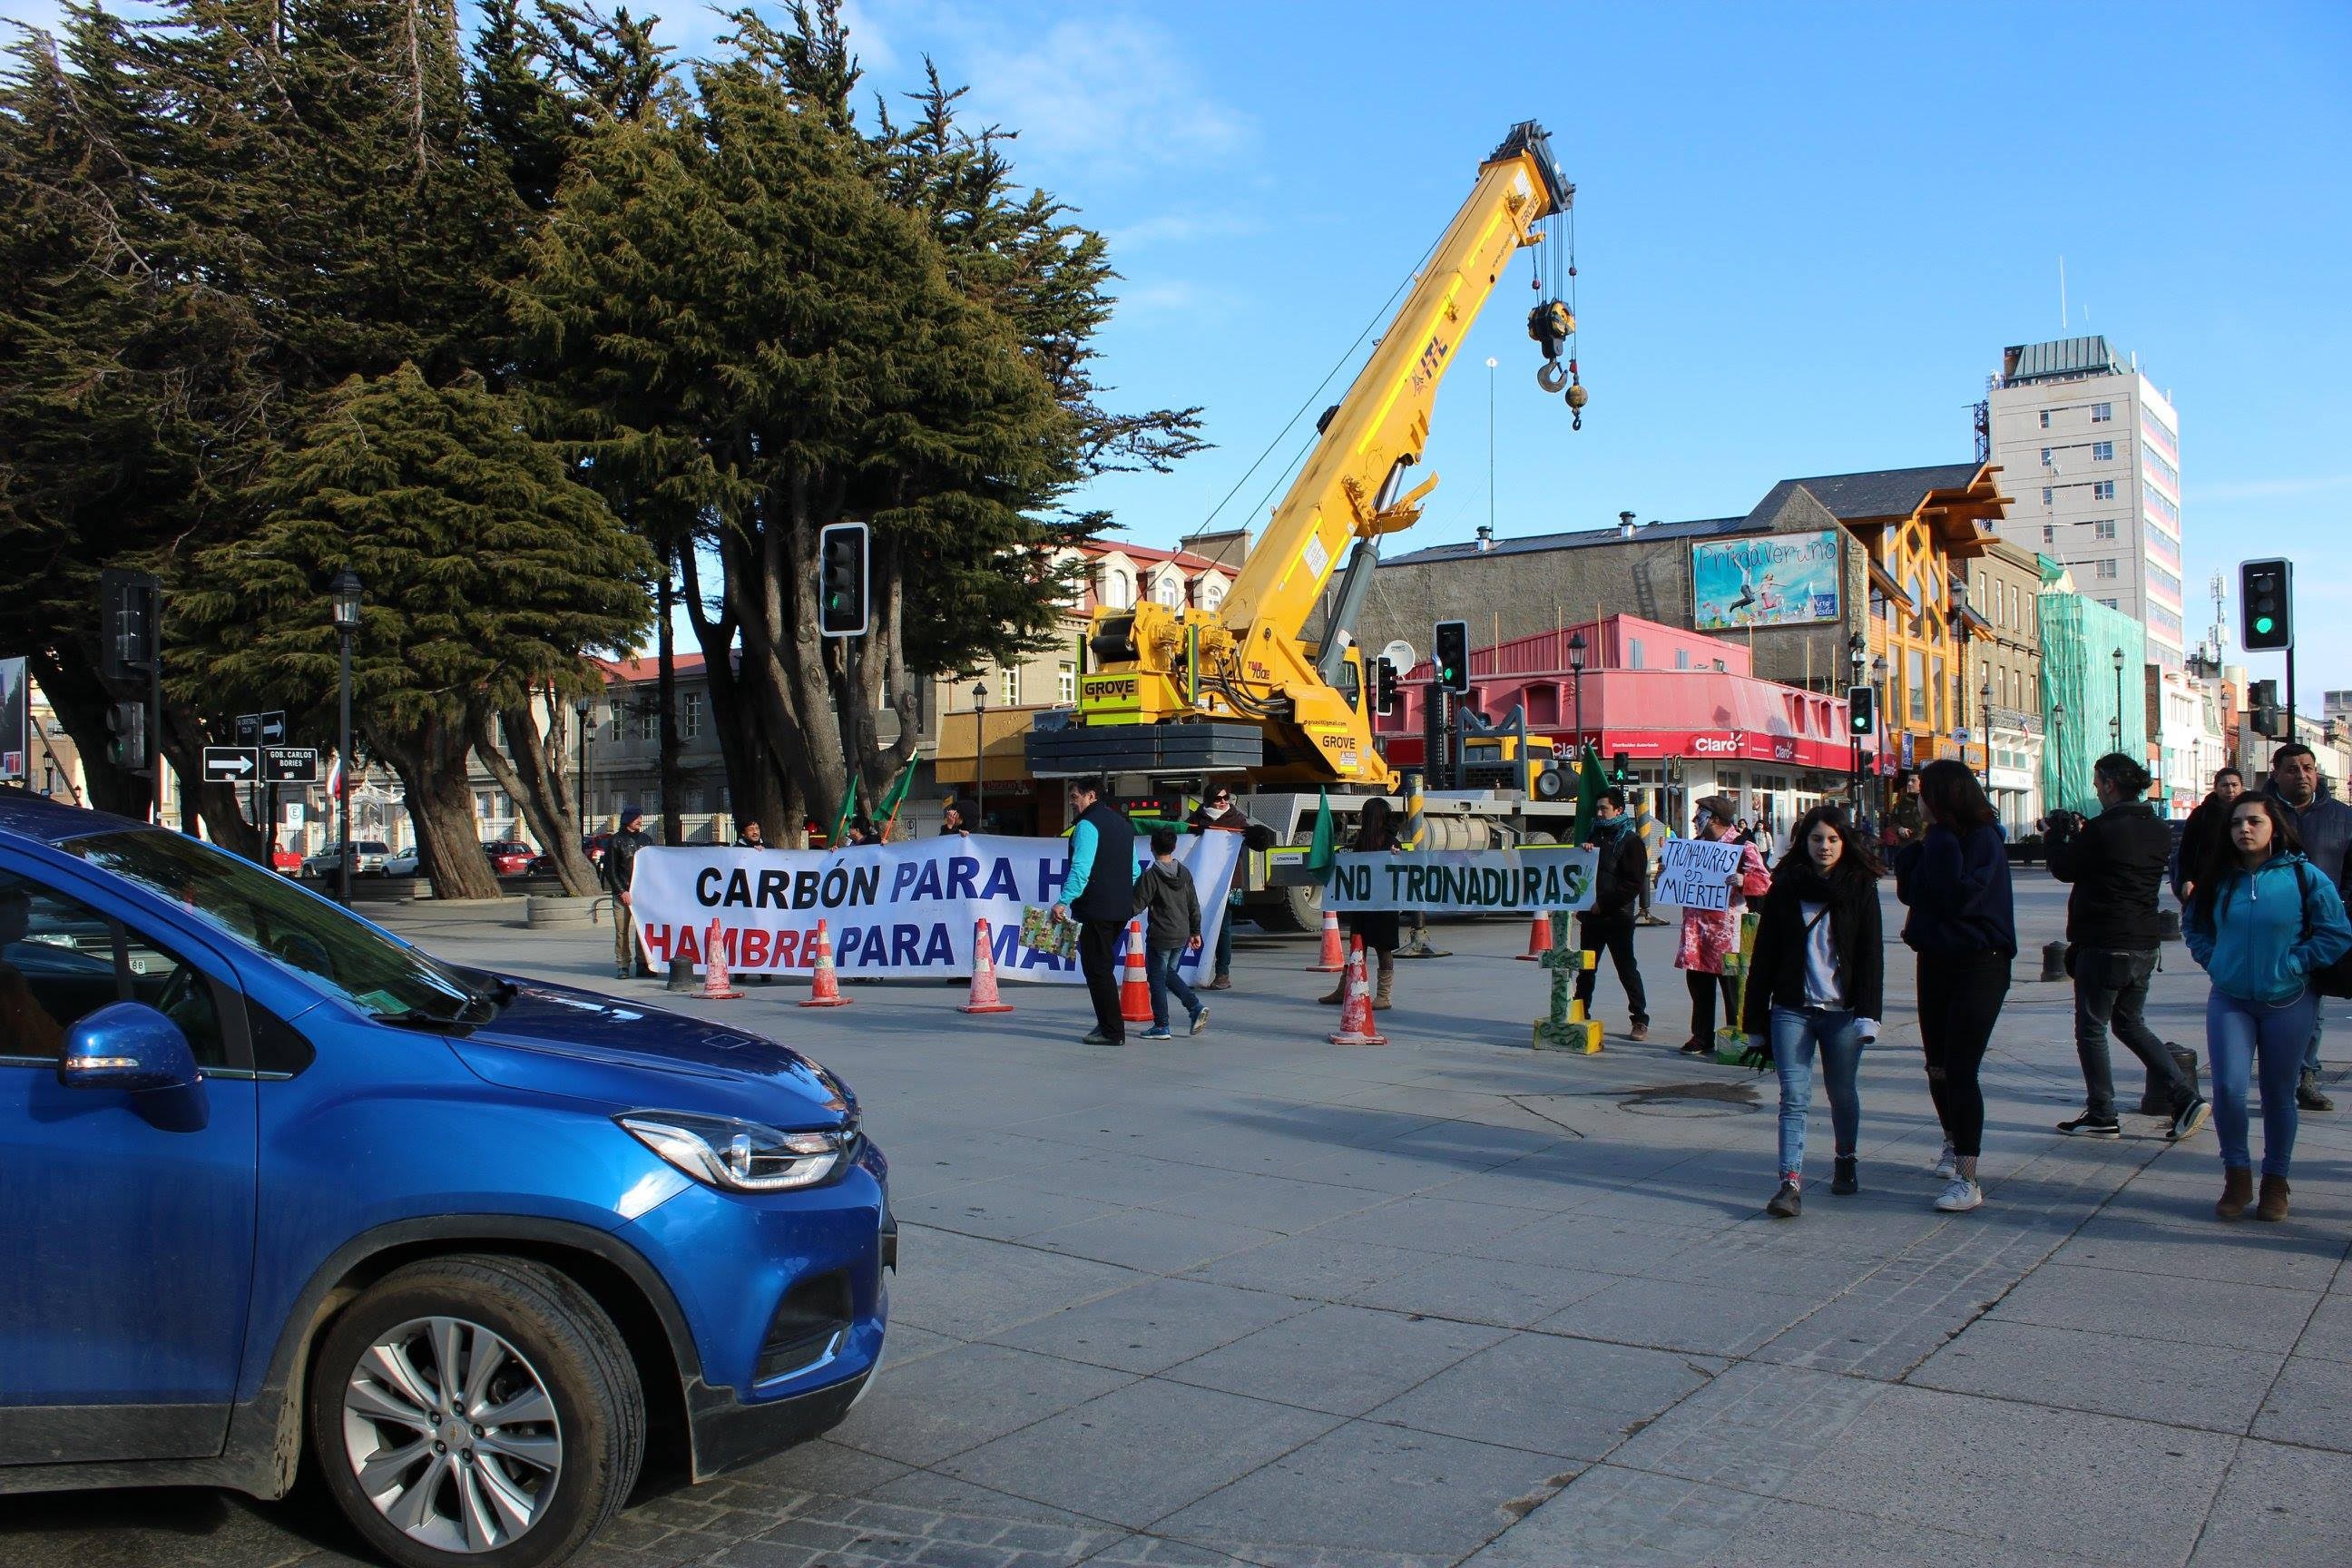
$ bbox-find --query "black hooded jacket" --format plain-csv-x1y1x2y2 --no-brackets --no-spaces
2047,799,2172,951
1741,861,1885,1032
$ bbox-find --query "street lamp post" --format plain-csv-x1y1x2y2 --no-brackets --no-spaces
1870,653,1889,818
2112,646,2126,752
972,680,989,832
1847,632,1867,822
1567,630,1588,758
573,695,593,838
1980,674,1995,791
329,568,363,906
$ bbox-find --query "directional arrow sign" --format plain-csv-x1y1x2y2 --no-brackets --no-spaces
259,710,289,745
202,746,259,781
260,746,319,784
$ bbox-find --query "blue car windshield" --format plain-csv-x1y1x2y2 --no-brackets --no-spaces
64,828,482,1024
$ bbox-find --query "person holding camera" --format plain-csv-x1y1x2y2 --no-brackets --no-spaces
2044,754,2210,1140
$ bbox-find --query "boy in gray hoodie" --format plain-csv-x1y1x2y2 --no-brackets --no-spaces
1132,828,1207,1039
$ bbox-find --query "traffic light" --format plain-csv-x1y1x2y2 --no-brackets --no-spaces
2240,558,2293,652
106,701,147,770
1433,619,1470,694
818,522,867,637
2249,678,2282,738
1847,686,1877,734
1373,655,1399,715
99,569,159,681
1612,750,1631,782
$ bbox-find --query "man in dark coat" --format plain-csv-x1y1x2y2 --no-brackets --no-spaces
2266,743,2352,1110
1050,778,1138,1046
602,807,655,978
2048,754,2208,1139
1573,788,1651,1040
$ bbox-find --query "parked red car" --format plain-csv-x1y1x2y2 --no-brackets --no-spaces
270,847,303,877
481,838,536,876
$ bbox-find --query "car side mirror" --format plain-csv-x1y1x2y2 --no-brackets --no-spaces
58,1001,202,1093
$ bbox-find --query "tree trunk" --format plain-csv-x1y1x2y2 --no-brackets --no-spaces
656,559,683,846
30,647,151,818
160,700,262,858
760,473,851,826
383,713,502,901
466,700,596,896
682,532,785,839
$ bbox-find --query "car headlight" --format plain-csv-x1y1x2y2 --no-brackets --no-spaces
616,1111,847,1192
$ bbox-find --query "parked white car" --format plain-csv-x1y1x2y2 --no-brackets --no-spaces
302,839,391,878
382,847,421,877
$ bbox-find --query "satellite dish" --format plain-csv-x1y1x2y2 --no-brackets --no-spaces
1381,639,1417,672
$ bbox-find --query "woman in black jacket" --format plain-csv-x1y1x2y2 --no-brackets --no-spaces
1893,759,2018,1216
1320,798,1401,1011
1743,806,1884,1218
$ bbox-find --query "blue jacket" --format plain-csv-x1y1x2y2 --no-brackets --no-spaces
2184,850,2352,1004
1892,821,2016,956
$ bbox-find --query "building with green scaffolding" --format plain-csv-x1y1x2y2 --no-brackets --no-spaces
2039,557,2150,816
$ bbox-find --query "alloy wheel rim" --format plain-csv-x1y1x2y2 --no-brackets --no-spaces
342,1315,564,1553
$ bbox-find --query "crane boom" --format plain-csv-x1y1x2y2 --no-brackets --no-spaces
1030,122,1578,790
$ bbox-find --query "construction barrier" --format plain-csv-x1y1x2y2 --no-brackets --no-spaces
1310,908,1347,972
1515,909,1553,960
1119,920,1154,1025
959,917,1015,1014
1329,936,1389,1046
799,918,851,1008
700,917,744,999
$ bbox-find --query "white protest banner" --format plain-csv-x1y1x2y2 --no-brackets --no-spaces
1321,847,1597,915
626,830,1241,985
1653,838,1744,910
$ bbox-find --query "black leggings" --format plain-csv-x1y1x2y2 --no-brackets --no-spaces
1686,968,1738,1042
1915,947,2012,1159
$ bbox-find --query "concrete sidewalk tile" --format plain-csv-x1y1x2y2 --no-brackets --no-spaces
1026,1150,1235,1209
1277,1143,1484,1195
828,1342,1134,1465
862,1469,1115,1529
1908,1318,2284,1432
1027,1207,1281,1272
1986,1260,2323,1354
732,1435,915,1498
1604,1360,1895,1494
2058,1213,2349,1290
1467,1212,1716,1276
1188,1234,1427,1302
2186,1438,2352,1567
1348,1252,1616,1329
936,1380,1340,1528
2250,1355,2352,1451
1632,1230,1891,1297
1367,1332,1718,1460
1460,1462,2116,1568
1144,1171,1396,1234
895,1182,1126,1243
1164,1302,1505,1416
887,1227,1142,1339
1306,1194,1560,1256
1538,1278,1817,1357
2298,1292,2352,1362
1154,1421,1566,1559
984,1276,1314,1375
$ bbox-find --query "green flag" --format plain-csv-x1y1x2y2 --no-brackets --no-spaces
875,749,922,840
1571,743,1610,843
1305,787,1337,880
827,780,858,849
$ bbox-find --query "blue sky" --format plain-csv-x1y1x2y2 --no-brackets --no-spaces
7,1,2347,704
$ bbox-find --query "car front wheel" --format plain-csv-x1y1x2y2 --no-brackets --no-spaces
309,1255,645,1568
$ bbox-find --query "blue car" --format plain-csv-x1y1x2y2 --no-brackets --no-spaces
0,794,890,1566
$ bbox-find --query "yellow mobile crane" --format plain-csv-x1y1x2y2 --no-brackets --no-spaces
1028,122,1583,791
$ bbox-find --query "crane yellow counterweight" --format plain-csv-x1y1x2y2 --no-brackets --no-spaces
1029,122,1581,789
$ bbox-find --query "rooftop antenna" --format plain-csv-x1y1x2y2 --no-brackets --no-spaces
2208,572,2230,662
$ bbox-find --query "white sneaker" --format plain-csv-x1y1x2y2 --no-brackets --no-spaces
1934,1177,1984,1213
1932,1143,1958,1181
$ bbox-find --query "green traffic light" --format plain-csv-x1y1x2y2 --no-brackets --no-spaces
2255,615,2275,634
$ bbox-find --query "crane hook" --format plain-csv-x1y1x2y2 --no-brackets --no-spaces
1535,360,1567,394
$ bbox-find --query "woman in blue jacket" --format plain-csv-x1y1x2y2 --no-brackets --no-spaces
1892,760,2016,1215
2183,793,2352,1221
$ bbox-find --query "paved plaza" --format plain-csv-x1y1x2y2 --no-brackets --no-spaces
5,870,2347,1568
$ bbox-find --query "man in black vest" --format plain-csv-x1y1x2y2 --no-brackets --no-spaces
1051,776,1138,1045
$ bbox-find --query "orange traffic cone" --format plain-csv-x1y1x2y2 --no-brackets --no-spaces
1329,936,1389,1046
799,917,851,1007
700,918,744,999
959,917,1014,1014
1119,920,1154,1025
1516,910,1553,960
1310,907,1347,972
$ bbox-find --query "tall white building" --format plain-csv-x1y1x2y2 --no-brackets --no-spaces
1988,336,2185,672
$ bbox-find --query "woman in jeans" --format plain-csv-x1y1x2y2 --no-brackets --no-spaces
1892,760,2016,1214
1743,806,1884,1217
2182,795,2352,1220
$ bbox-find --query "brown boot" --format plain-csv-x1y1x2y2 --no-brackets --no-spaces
1372,955,1393,1011
2256,1173,2291,1222
2216,1167,2253,1220
1318,983,1345,1004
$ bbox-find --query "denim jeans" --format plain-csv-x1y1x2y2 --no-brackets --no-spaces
1214,906,1233,980
2208,985,2315,1177
2073,947,2191,1119
1144,946,1201,1031
1770,1004,1867,1177
2308,999,2325,1077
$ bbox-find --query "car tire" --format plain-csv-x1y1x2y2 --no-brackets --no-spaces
308,1254,645,1568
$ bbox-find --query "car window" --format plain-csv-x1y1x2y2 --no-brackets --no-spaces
0,867,226,1066
67,828,485,1026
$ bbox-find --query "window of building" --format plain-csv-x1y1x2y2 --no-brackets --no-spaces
2043,524,2055,544
605,708,622,743
2092,480,2116,501
1101,568,1133,609
1907,650,1926,722
2092,402,2112,422
2038,409,2052,428
1199,578,1226,612
2042,486,2053,505
2143,447,2180,494
1001,667,1022,706
2040,446,2054,467
1626,639,1643,669
2094,559,2118,579
2149,562,2182,600
2098,597,2119,610
681,691,701,740
1057,662,1075,705
2092,440,2113,461
1151,573,1182,609
2092,519,2116,540
1674,649,1690,670
638,710,658,743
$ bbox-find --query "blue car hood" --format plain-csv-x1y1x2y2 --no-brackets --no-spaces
446,979,856,1129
